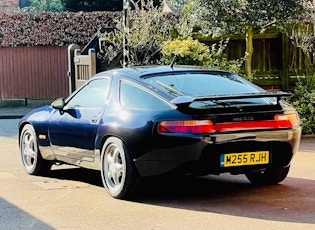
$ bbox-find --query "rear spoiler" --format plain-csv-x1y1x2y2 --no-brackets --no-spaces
171,92,292,108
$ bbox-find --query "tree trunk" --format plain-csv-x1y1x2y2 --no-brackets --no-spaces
245,26,254,80
46,0,50,11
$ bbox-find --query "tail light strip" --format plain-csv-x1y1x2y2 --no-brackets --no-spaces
158,114,300,134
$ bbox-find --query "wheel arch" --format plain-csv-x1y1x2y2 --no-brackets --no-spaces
99,134,142,199
19,122,52,175
98,134,136,159
18,121,33,145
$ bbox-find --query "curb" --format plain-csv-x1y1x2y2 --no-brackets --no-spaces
0,107,36,120
0,99,53,120
0,99,53,108
301,134,315,139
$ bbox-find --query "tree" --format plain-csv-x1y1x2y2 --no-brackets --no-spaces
21,0,162,12
61,0,161,12
21,0,65,12
288,1,315,76
21,0,125,12
19,0,31,8
99,0,176,68
61,0,123,11
284,2,315,135
169,0,309,79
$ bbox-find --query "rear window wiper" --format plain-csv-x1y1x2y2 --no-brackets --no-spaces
195,100,231,108
212,100,231,107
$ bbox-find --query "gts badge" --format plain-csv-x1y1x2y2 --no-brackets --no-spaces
233,116,254,122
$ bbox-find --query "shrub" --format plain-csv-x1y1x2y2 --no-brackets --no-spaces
287,76,315,135
161,37,210,65
161,37,243,75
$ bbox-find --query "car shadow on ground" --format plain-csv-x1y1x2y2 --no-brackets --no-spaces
48,167,103,187
46,167,315,224
136,175,315,224
0,198,54,229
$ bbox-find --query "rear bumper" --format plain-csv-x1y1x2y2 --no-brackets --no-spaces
134,127,302,177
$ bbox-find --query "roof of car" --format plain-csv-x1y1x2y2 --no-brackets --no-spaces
92,65,230,80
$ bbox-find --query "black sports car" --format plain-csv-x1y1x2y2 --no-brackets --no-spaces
19,66,301,199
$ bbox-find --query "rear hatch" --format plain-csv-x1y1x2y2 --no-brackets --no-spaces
142,70,296,133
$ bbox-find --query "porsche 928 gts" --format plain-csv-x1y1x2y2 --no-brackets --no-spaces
18,66,301,199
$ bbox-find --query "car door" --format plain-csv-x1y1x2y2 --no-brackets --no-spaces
48,78,110,162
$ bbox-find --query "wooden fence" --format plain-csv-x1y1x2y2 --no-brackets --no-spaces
0,33,310,100
0,46,69,100
201,33,309,91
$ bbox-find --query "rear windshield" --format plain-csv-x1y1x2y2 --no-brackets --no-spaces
143,72,274,107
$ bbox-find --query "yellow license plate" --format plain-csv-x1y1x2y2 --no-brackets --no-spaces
220,151,269,167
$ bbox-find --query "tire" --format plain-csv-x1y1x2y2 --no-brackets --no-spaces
245,165,290,185
20,124,52,175
101,137,141,199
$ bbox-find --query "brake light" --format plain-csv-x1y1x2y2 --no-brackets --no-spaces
158,120,215,134
274,113,300,128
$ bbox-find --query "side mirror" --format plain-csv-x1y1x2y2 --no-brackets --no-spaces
52,98,65,110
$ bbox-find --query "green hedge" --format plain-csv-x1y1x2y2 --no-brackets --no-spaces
286,76,315,135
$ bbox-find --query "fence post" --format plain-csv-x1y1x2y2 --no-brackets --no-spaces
68,44,80,93
281,33,290,92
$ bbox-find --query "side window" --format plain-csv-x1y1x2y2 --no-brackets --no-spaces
67,78,110,108
120,82,173,110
